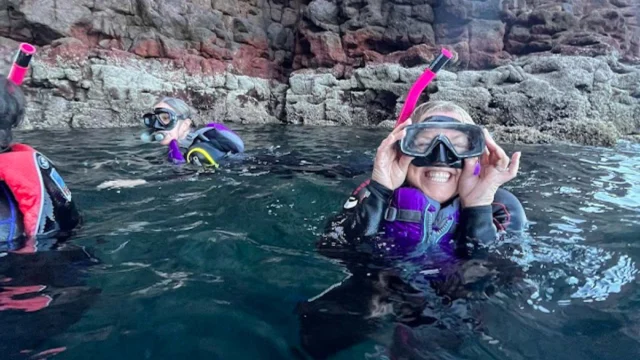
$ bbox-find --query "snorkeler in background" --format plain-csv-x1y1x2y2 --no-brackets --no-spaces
140,97,245,167
0,44,81,251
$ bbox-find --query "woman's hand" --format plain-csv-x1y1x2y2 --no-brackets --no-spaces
371,119,415,190
457,129,521,208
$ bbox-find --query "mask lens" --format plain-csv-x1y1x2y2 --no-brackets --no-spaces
143,115,153,128
158,112,172,125
406,129,437,153
408,128,471,153
443,130,471,153
142,110,176,130
401,122,484,158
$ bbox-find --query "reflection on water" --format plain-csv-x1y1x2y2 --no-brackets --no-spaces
0,126,638,360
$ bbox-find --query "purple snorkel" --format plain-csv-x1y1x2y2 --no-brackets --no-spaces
168,139,186,164
395,48,453,127
7,43,36,86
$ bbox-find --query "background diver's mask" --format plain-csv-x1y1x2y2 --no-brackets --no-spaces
140,107,183,143
399,115,485,169
142,107,181,131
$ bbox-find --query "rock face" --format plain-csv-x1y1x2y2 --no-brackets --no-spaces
0,37,287,129
294,0,640,71
287,54,640,146
0,0,638,145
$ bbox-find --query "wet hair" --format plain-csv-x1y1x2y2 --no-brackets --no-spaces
0,76,26,129
411,100,474,125
154,97,195,120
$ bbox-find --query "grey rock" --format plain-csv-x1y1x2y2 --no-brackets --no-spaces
281,8,299,27
306,0,340,32
284,54,640,145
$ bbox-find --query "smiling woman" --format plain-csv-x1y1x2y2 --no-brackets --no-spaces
316,100,527,258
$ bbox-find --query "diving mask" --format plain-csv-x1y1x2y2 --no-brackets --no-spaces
399,116,485,168
142,107,181,131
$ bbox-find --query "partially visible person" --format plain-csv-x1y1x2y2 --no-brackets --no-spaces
140,97,244,167
0,77,81,251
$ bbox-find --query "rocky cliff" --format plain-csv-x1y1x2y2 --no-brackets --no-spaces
1,0,639,145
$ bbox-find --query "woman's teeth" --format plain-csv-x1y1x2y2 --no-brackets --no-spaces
427,171,451,183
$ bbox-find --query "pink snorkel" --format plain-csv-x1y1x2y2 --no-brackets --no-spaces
395,48,453,127
7,43,36,86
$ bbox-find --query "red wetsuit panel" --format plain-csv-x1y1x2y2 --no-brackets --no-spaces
0,143,43,238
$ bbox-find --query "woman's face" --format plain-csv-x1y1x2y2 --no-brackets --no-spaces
405,111,466,204
152,102,182,146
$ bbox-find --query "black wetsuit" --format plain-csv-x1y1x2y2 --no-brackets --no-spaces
296,179,528,359
0,144,81,250
316,179,527,259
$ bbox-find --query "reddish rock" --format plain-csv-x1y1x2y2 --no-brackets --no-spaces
362,50,384,64
98,39,123,50
232,44,274,78
342,27,385,59
201,41,233,61
305,31,347,67
469,51,512,69
249,57,274,78
178,55,207,76
469,20,505,54
448,42,471,69
69,24,100,48
130,36,163,58
159,36,187,60
46,37,90,64
2,0,640,82
552,32,620,57
93,48,136,61
385,44,439,67
200,58,227,75
242,37,269,56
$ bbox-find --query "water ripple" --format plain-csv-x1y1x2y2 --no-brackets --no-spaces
2,127,639,360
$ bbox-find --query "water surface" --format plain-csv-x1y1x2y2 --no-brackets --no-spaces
2,125,639,360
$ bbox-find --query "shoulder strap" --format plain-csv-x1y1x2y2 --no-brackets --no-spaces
178,127,214,149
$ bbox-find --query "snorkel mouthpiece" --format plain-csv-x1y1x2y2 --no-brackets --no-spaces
8,43,36,86
140,130,165,143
